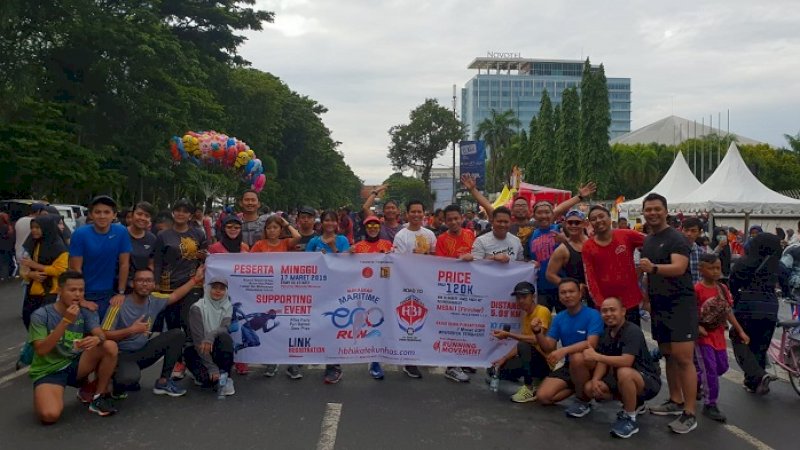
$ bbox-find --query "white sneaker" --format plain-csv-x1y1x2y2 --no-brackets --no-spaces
221,378,235,396
444,367,470,382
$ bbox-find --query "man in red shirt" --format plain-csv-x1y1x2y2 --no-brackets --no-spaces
434,204,476,261
583,205,645,325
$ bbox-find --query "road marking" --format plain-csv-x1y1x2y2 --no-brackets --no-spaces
0,366,29,387
316,402,342,450
723,424,775,450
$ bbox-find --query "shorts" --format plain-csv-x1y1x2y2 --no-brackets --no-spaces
33,358,82,388
547,362,573,389
538,292,563,313
651,295,698,344
602,370,661,402
625,307,641,327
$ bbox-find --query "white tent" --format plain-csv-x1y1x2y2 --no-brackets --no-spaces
671,142,800,214
620,151,700,213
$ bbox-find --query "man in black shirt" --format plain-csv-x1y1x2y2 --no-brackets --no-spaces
294,206,318,252
638,193,698,434
126,202,157,287
582,297,661,439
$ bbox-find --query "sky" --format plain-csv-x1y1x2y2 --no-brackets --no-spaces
241,0,800,185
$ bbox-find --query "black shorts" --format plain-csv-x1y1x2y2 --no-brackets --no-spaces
651,295,698,344
538,292,563,313
625,307,641,327
33,358,82,388
602,370,661,402
547,362,573,389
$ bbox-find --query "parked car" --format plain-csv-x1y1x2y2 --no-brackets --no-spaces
0,199,41,223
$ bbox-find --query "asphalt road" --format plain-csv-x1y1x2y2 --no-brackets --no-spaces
0,278,797,450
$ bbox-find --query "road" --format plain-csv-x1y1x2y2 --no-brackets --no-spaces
0,278,797,450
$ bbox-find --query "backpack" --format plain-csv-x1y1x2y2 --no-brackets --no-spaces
699,284,732,330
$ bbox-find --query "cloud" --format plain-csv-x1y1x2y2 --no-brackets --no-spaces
243,0,800,184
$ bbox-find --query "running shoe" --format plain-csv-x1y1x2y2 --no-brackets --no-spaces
88,394,118,417
323,366,343,384
565,400,592,418
369,362,384,380
649,400,684,416
444,367,469,382
756,374,777,395
171,361,186,380
668,412,698,434
221,378,235,396
153,379,187,397
461,367,477,374
77,379,97,404
610,411,639,439
510,385,536,403
403,365,422,379
263,364,279,377
286,365,303,380
235,363,250,375
635,399,647,415
702,404,727,422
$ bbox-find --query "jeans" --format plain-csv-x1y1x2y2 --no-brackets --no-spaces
501,341,551,385
185,333,234,385
114,329,185,391
731,315,776,389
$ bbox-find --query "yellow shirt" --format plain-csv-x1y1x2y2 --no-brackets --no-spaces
25,248,69,296
521,304,553,356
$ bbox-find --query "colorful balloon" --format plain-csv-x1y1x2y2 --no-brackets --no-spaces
169,131,267,186
252,174,266,192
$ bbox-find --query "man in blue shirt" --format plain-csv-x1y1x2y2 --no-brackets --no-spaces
69,196,132,319
532,278,604,417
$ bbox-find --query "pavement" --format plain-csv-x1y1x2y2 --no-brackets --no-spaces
0,278,797,450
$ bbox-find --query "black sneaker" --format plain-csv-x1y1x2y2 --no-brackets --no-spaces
702,404,727,422
88,395,118,417
403,365,423,378
756,374,776,395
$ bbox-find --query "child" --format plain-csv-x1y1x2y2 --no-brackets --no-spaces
694,253,749,422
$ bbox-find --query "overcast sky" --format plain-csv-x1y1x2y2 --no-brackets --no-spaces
241,0,800,184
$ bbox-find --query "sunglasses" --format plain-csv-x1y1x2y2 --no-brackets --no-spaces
565,220,583,226
365,223,381,228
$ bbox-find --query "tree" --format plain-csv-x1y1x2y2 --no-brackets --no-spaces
612,144,660,197
555,87,580,190
784,131,800,153
475,109,520,191
388,99,465,190
528,90,555,186
383,173,434,208
578,60,613,197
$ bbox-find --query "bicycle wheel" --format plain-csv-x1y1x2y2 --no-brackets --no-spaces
790,369,800,396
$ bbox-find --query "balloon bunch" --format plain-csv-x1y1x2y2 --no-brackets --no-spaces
169,131,266,193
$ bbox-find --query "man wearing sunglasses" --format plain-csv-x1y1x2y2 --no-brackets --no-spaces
546,210,591,306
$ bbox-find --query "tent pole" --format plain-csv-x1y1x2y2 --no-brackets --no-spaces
744,212,750,237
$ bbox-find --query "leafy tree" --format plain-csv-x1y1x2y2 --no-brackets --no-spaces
382,173,434,208
555,87,580,189
784,131,800,153
388,99,465,190
578,60,613,197
475,109,520,191
528,90,555,186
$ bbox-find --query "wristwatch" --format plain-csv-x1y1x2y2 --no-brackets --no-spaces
651,265,659,275
117,290,125,295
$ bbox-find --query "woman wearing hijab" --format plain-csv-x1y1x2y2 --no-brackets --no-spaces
0,213,14,280
728,232,781,395
19,214,69,329
185,276,235,396
711,227,732,280
209,215,249,254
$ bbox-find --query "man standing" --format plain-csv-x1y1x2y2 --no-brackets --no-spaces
491,281,552,403
29,271,119,422
471,207,525,263
69,196,131,320
545,210,589,303
461,175,536,247
294,206,319,252
639,193,698,434
102,268,203,398
393,200,436,378
583,205,645,324
581,297,662,439
239,190,270,248
362,185,404,242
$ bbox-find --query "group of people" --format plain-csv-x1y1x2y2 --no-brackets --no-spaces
11,183,787,440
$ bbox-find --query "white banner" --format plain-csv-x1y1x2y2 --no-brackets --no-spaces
205,253,535,367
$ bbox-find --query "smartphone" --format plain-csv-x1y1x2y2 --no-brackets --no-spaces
719,235,728,244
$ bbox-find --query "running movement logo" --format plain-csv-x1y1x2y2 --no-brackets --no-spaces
322,304,384,341
396,295,428,342
432,340,481,356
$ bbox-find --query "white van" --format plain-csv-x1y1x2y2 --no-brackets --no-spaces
52,204,78,231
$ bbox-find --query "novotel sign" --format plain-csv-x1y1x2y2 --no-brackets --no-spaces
486,51,522,58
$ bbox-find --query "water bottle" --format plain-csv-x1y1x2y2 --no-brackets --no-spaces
217,371,228,400
489,365,500,392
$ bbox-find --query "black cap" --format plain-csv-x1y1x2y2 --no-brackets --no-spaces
90,195,117,210
31,203,46,212
298,206,316,216
510,281,536,296
172,198,196,212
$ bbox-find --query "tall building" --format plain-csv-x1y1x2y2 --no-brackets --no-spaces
461,55,631,140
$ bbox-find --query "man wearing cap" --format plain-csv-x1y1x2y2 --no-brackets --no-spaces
491,281,553,403
69,196,132,319
583,205,645,325
294,206,319,252
546,210,590,306
102,267,204,398
528,183,597,313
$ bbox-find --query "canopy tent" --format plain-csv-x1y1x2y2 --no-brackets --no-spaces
671,142,800,214
619,151,700,213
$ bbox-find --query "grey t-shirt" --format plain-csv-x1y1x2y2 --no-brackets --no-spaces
471,232,525,261
102,294,169,352
241,214,270,248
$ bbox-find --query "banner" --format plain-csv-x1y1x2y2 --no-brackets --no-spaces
460,140,486,190
205,253,535,366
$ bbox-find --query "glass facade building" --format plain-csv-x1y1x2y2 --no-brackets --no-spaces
461,58,631,140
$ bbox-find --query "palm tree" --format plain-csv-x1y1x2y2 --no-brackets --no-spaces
475,109,521,191
784,131,800,153
614,145,661,197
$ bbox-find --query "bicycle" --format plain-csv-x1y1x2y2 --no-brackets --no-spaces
767,298,800,396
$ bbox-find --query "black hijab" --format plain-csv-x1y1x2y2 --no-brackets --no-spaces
220,215,244,253
730,232,781,294
23,214,68,265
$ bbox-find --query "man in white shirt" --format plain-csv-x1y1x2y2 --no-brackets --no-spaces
471,206,525,263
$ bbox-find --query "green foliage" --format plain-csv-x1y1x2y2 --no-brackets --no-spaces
388,99,465,190
382,173,434,209
475,109,520,191
555,87,580,189
0,0,361,211
528,90,556,186
578,61,613,197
